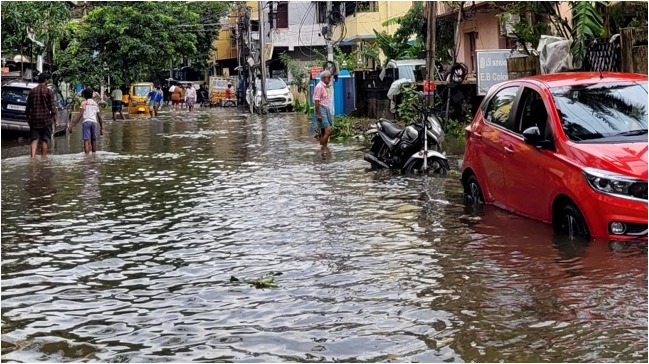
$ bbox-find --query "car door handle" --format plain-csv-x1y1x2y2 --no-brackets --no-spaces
473,132,483,139
504,146,514,154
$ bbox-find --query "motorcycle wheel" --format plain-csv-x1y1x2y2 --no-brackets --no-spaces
404,157,449,175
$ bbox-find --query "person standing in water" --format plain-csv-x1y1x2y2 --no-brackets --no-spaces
25,73,59,158
110,86,126,121
313,70,333,146
185,83,197,112
146,84,164,118
69,87,104,154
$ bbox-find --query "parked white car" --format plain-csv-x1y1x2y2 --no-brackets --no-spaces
246,78,293,112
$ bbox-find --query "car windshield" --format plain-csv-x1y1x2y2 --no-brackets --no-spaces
134,86,151,96
266,78,287,90
551,81,648,141
2,87,31,103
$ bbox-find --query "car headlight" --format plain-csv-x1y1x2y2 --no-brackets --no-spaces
582,167,648,201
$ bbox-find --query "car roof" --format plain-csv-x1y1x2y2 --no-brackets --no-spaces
518,72,648,88
3,81,41,89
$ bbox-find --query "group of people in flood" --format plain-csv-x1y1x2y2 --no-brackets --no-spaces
25,72,333,158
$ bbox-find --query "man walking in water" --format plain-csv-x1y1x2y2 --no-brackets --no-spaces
313,70,333,146
25,73,59,158
110,87,125,121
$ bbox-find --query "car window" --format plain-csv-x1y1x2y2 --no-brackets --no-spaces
484,86,519,129
266,79,287,90
514,88,551,136
551,81,648,141
2,87,30,103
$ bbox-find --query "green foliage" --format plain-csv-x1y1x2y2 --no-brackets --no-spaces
492,2,567,54
396,83,420,123
293,99,312,114
608,3,647,34
391,2,424,45
1,1,71,63
445,118,468,138
331,116,355,141
373,30,424,67
334,47,358,71
279,53,310,93
570,1,606,63
230,272,282,289
436,17,456,64
54,2,230,87
186,1,231,72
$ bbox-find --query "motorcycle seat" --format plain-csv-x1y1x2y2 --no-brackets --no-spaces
379,119,403,139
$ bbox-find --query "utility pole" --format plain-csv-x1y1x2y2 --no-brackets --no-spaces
425,1,437,106
258,1,268,114
325,1,335,116
326,1,333,62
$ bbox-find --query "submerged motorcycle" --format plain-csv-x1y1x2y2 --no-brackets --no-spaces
364,103,450,175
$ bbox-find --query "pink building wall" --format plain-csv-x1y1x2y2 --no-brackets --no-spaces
453,11,505,75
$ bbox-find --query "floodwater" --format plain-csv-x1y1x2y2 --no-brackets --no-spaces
1,109,647,362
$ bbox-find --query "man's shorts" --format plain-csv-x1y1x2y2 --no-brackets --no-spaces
317,107,333,129
112,100,123,112
149,101,160,110
30,126,52,142
82,121,99,141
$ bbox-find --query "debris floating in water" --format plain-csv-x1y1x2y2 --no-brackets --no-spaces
230,272,282,289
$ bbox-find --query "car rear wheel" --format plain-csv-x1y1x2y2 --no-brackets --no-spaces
556,204,590,241
464,175,484,205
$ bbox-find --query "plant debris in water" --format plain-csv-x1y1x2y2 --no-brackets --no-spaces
230,272,283,289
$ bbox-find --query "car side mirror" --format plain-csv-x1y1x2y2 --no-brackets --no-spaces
523,126,542,143
523,126,554,150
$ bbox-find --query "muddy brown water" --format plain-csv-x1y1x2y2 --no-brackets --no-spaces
1,109,647,362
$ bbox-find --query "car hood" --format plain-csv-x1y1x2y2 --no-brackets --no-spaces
259,88,290,96
570,142,648,180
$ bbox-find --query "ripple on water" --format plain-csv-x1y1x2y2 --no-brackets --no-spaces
1,109,647,362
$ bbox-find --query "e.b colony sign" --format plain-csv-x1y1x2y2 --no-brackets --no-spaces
476,50,527,96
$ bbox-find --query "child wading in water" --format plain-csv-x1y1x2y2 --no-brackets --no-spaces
69,87,104,153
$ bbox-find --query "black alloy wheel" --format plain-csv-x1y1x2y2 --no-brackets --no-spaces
464,175,484,205
557,204,590,241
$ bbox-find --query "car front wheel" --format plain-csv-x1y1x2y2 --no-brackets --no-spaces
556,204,590,241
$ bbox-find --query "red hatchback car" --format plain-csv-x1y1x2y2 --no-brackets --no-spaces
461,72,647,241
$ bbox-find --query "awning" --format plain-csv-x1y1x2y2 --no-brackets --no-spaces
341,34,377,44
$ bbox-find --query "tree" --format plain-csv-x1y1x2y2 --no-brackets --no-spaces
373,30,424,67
55,1,231,87
1,1,71,64
186,1,231,73
570,1,605,63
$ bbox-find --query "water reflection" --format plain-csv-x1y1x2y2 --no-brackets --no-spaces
1,108,647,362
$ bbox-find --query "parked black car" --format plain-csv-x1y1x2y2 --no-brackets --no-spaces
1,80,71,138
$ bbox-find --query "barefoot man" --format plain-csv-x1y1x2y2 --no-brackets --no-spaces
313,70,333,146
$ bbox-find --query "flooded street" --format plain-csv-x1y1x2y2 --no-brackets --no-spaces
1,109,647,362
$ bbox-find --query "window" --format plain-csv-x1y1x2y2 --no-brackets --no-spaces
1,87,30,104
276,2,288,29
484,86,519,129
551,81,648,142
356,1,378,13
465,32,477,74
514,88,549,135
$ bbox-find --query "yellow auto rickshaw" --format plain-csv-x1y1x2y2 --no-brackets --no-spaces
127,82,154,114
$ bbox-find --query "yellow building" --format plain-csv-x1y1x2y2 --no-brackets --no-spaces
334,1,414,66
